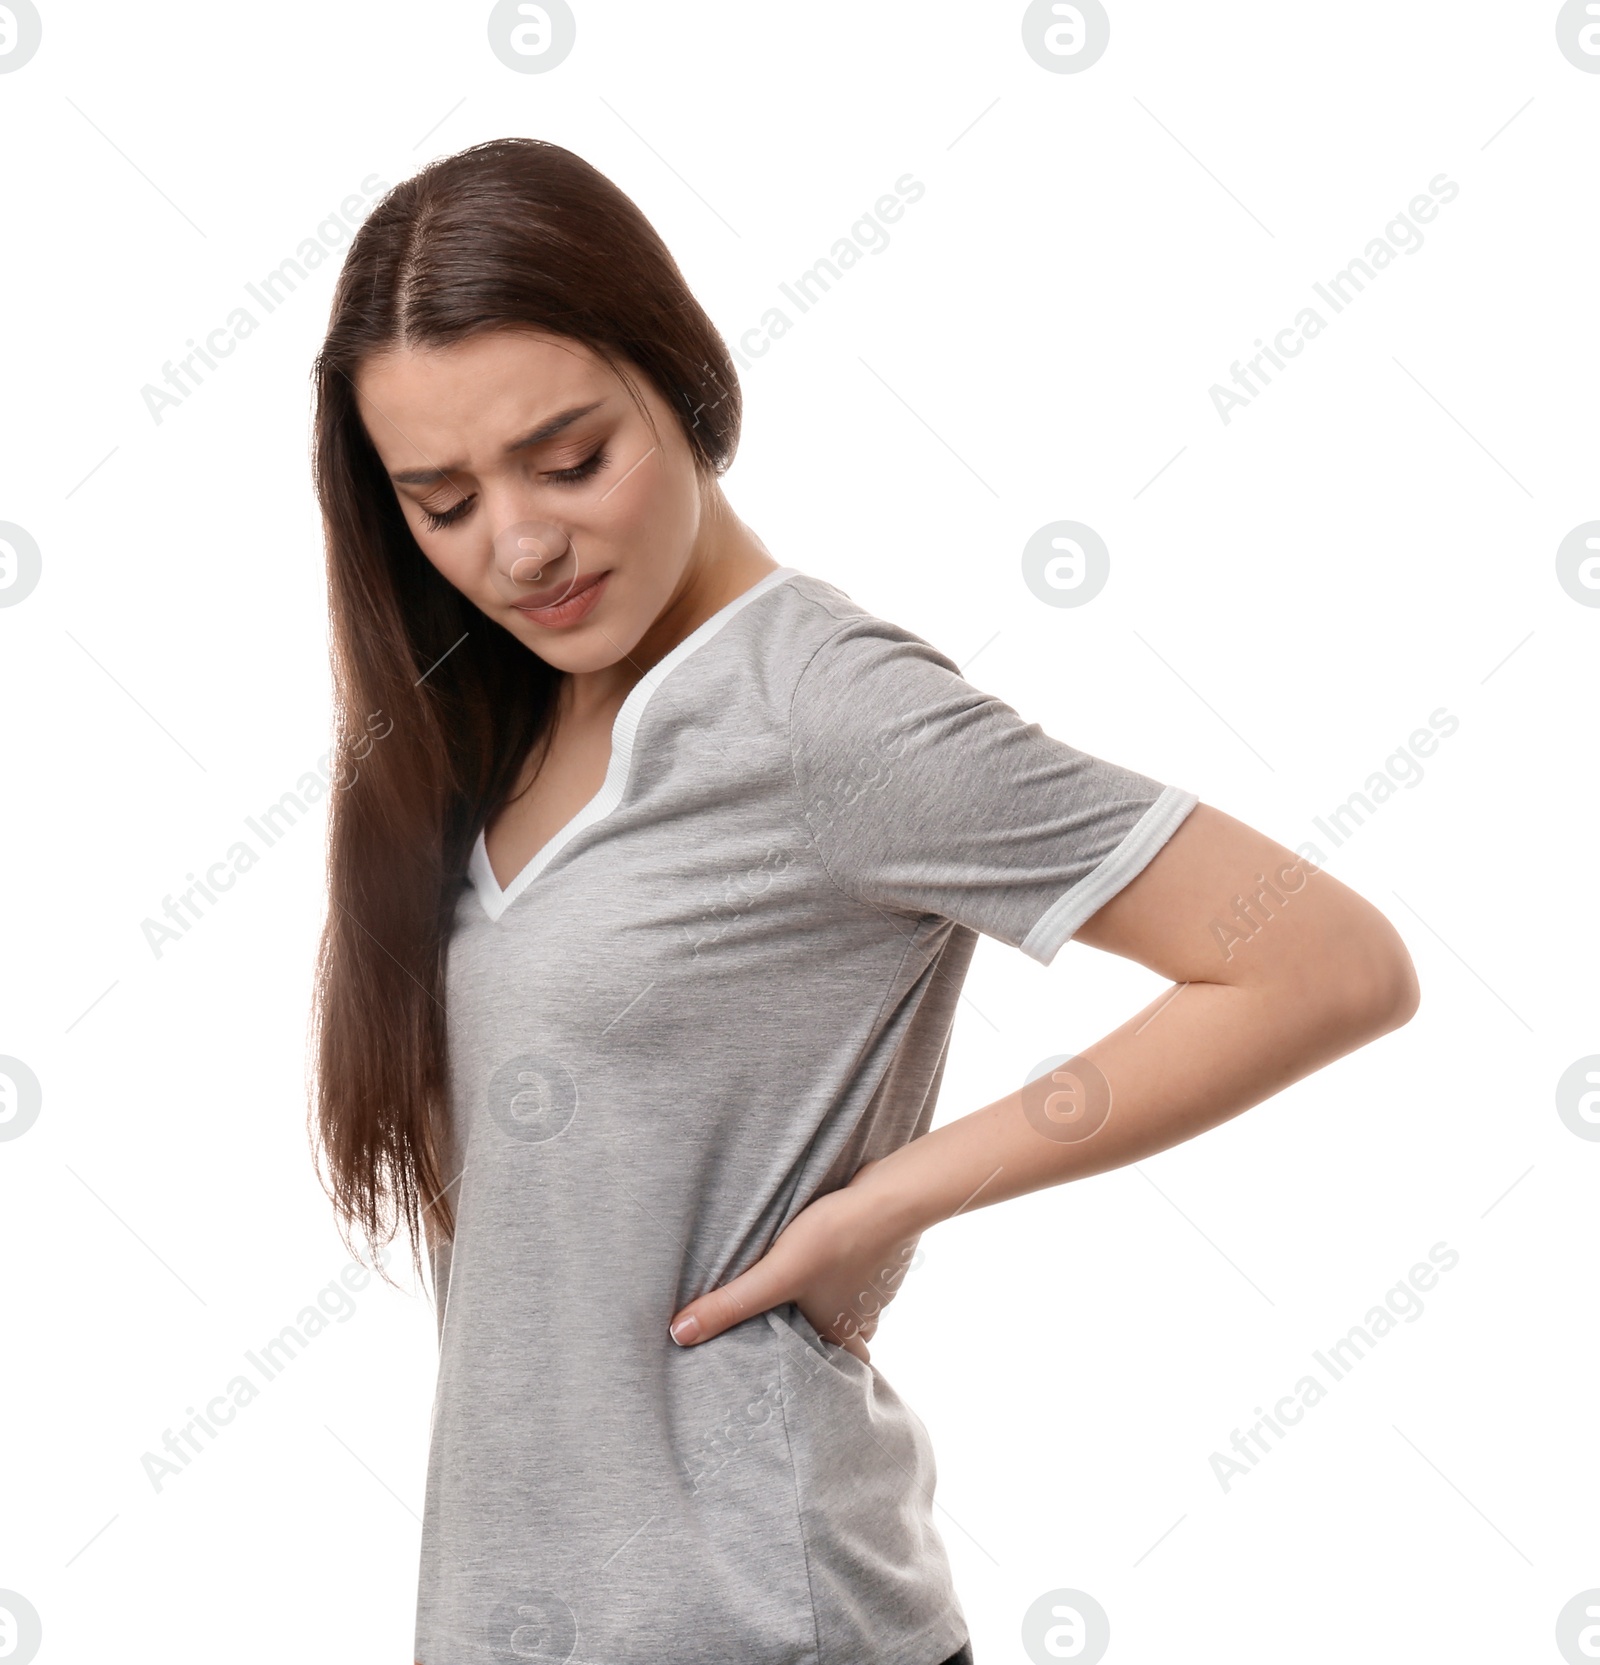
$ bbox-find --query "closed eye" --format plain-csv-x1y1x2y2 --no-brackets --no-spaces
419,498,473,532
415,447,612,533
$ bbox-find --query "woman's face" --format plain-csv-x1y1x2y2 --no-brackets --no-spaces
354,328,708,674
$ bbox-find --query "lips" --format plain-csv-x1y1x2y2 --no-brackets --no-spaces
556,569,606,601
512,568,609,626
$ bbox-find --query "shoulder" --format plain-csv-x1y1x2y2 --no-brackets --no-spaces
775,571,962,694
778,577,1003,809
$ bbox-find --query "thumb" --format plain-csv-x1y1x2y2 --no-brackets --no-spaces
669,1259,789,1347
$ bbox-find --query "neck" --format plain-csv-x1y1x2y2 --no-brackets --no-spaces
561,484,779,726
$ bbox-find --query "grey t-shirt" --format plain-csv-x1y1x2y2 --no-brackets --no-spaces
414,566,1199,1665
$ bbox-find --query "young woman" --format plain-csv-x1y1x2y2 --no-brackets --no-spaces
308,137,1419,1665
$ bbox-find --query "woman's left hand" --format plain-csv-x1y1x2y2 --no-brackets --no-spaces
667,1157,920,1364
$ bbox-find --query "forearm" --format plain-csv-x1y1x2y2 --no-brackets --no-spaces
669,808,1419,1359
859,972,1407,1241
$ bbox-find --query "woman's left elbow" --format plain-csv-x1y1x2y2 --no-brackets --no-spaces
1336,914,1422,1036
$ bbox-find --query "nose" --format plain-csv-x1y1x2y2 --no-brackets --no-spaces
494,520,572,583
490,520,580,606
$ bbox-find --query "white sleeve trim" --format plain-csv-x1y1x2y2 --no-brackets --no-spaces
1020,785,1200,966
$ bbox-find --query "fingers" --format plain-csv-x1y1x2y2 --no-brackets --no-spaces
817,1308,878,1358
669,1264,788,1346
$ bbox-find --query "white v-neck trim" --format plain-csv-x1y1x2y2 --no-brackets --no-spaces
468,565,801,923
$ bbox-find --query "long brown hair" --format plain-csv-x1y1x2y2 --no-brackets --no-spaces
305,137,742,1283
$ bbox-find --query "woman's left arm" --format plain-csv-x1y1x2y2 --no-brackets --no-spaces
668,802,1420,1358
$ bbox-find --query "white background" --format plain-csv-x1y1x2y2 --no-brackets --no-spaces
1,3,1596,1662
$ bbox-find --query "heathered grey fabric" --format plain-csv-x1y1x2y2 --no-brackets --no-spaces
414,566,1199,1664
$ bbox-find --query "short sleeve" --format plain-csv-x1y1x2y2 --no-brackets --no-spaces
786,616,1200,965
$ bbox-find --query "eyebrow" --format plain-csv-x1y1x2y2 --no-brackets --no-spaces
388,400,607,486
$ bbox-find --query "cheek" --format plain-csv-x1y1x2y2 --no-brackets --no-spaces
589,439,696,543
413,528,484,596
